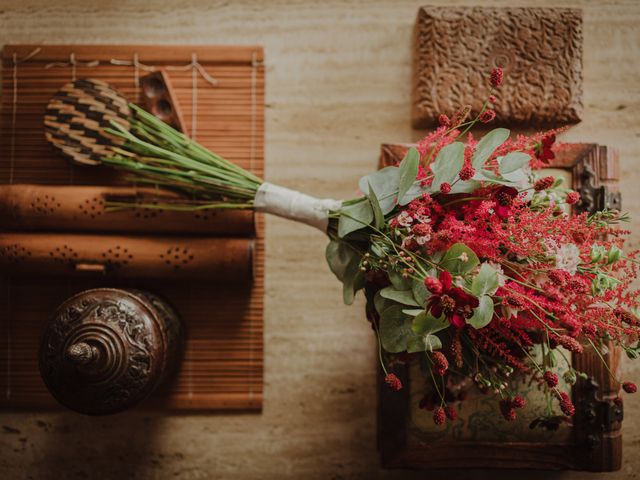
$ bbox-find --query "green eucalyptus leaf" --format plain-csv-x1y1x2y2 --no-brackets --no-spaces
430,142,464,190
499,152,531,175
342,256,365,305
423,334,443,352
379,305,413,353
399,182,429,206
412,278,429,306
450,180,481,193
374,291,394,315
325,240,357,281
389,269,411,290
440,243,480,274
402,308,424,316
412,312,449,335
380,286,420,307
358,166,400,214
471,263,500,297
397,148,420,203
338,199,373,237
368,182,385,229
467,295,495,329
472,128,510,169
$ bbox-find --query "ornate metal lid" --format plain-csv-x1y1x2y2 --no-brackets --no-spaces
39,288,181,415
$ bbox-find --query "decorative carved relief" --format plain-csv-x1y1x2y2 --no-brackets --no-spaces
412,7,583,128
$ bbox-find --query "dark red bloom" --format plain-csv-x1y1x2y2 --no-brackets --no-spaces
623,381,637,394
543,371,559,388
432,351,449,376
445,405,457,421
566,191,580,205
426,270,480,328
534,176,554,191
438,114,451,127
384,373,402,391
535,134,556,163
480,109,496,123
559,392,575,416
490,67,504,87
491,186,519,219
433,406,446,425
511,395,526,409
459,161,476,181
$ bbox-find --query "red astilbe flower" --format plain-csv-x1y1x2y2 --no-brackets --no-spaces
431,351,449,376
491,186,519,219
459,161,476,181
534,176,555,191
426,270,479,328
480,109,496,123
544,371,559,387
490,67,504,87
566,191,580,205
384,373,402,391
558,392,575,417
433,406,446,425
535,133,556,164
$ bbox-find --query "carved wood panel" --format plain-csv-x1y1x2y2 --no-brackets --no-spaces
412,7,583,128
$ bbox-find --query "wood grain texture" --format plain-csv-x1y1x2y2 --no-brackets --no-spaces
0,44,265,412
0,1,639,479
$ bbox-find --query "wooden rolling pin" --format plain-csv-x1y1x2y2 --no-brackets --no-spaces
0,184,255,236
0,233,253,282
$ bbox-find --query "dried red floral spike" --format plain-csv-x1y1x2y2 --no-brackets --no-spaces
432,351,449,376
445,405,458,421
534,176,555,191
384,373,403,391
479,109,496,123
511,395,526,409
490,67,504,87
559,392,575,417
623,381,637,394
433,406,446,425
566,191,580,205
438,114,451,127
543,371,559,388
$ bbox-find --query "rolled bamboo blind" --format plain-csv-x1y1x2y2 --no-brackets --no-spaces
0,45,265,411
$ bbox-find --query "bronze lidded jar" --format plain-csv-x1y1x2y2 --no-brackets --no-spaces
39,288,183,415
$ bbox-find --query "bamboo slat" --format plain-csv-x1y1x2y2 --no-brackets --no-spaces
0,45,265,411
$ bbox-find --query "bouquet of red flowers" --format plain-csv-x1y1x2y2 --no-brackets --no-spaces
52,68,640,427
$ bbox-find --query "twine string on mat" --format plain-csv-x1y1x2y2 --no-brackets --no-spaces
10,48,41,185
44,53,100,81
111,53,218,139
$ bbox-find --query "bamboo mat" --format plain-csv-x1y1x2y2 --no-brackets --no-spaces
0,45,265,411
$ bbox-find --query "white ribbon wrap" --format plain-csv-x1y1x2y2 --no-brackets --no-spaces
254,182,342,232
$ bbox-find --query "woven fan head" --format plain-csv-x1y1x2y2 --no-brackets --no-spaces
44,79,131,166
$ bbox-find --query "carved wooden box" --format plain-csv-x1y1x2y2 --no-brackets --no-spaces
376,143,622,471
412,7,583,128
0,45,265,411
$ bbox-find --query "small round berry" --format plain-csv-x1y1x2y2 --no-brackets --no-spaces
543,371,559,388
623,381,637,394
511,395,526,409
440,182,452,194
445,405,457,421
566,191,580,205
433,406,446,425
490,67,504,87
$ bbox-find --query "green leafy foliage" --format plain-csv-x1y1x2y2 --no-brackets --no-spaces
367,182,385,229
467,295,495,329
358,166,399,214
338,199,373,237
440,243,480,274
379,305,414,353
471,263,500,297
325,240,364,305
472,128,510,169
397,148,420,203
412,311,449,336
379,286,420,307
499,152,531,175
430,142,464,191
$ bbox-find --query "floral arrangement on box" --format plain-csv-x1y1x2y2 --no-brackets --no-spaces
59,68,639,428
